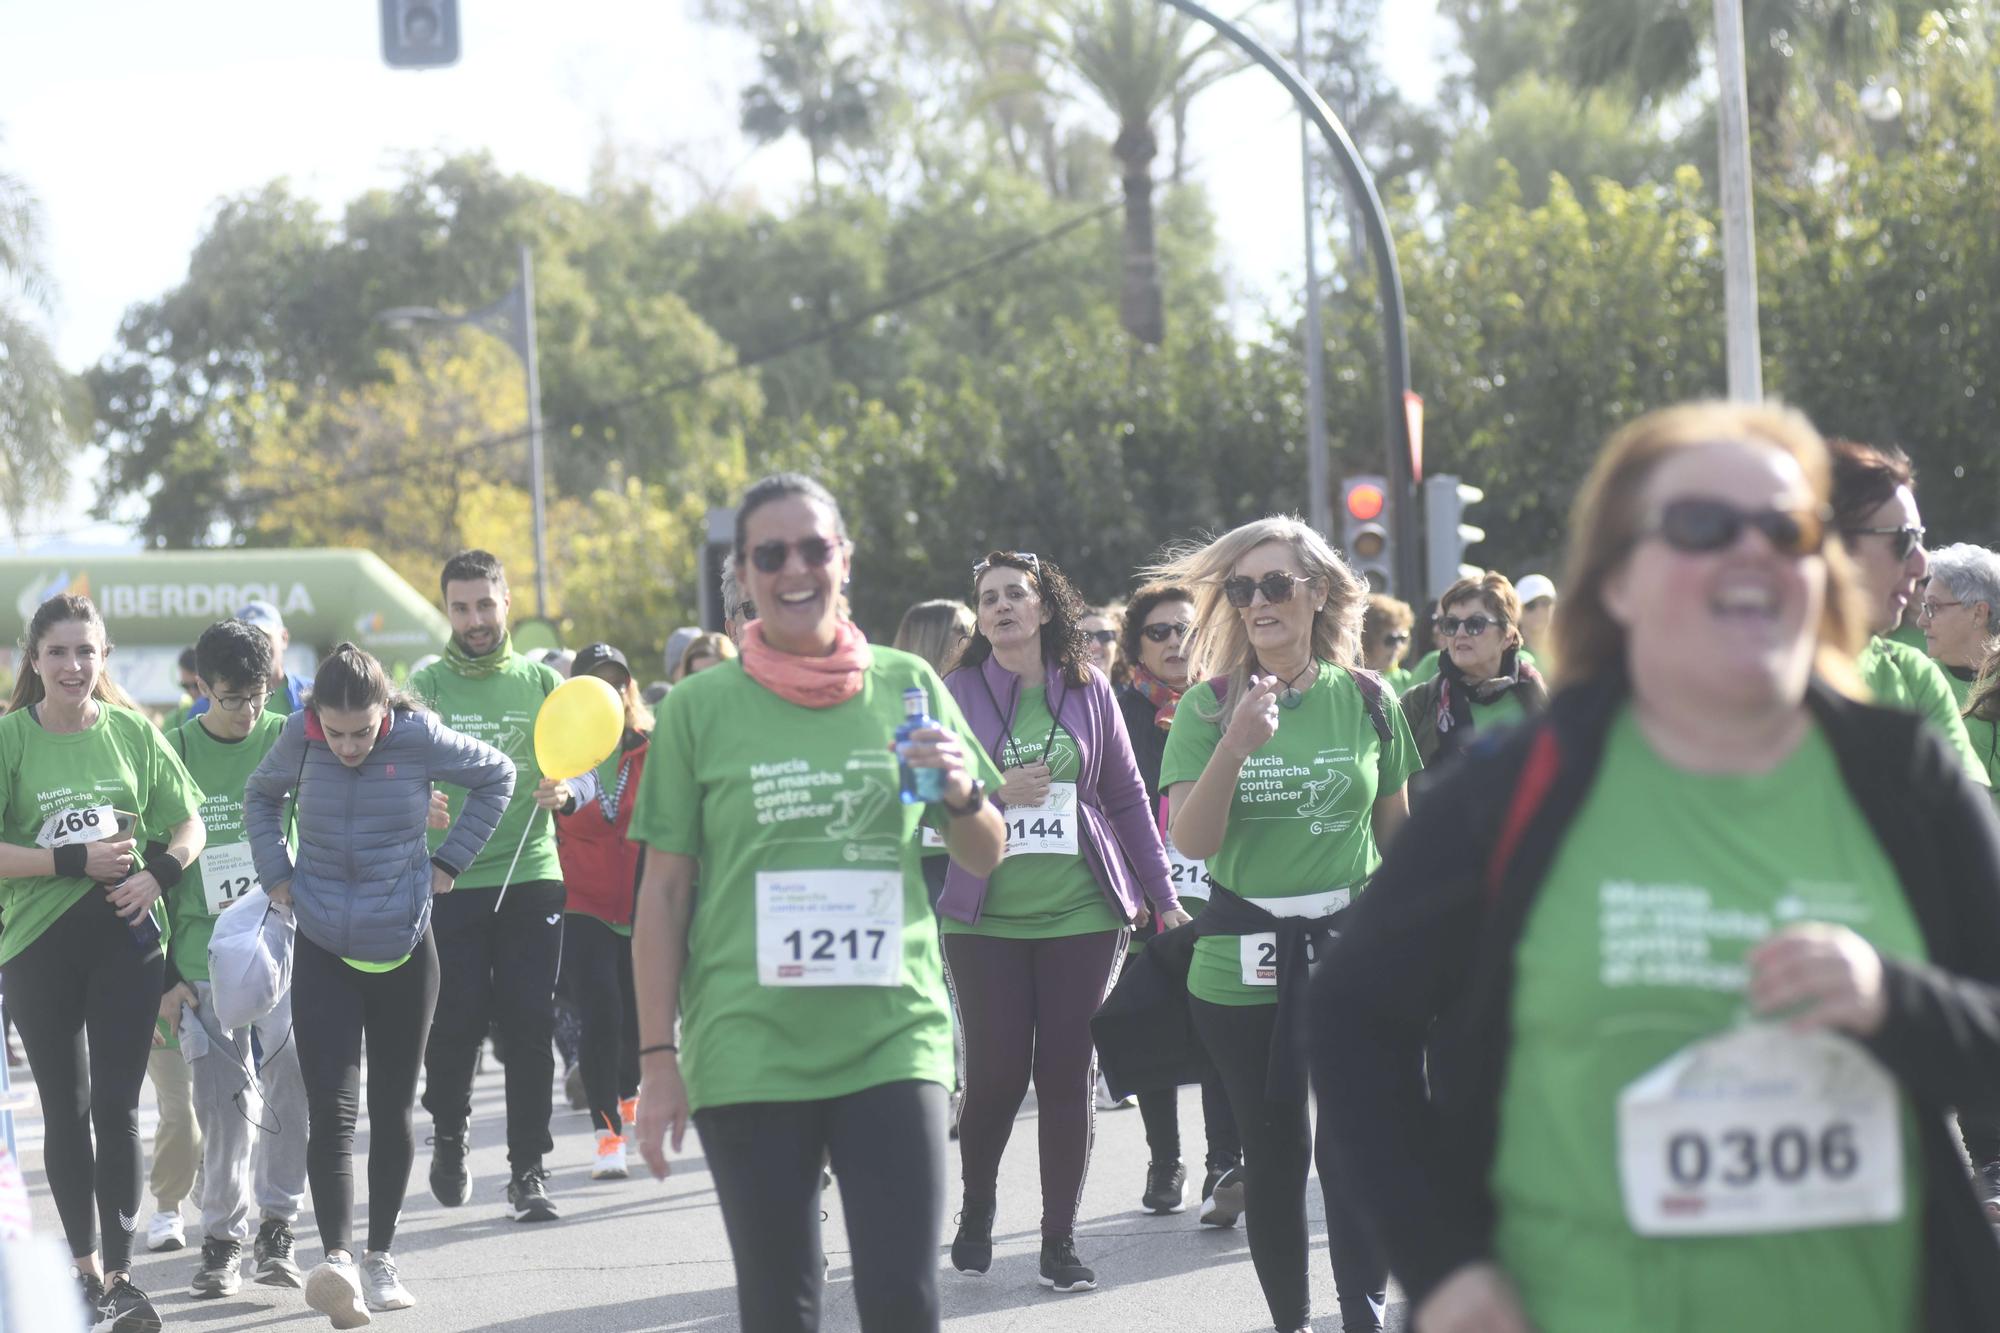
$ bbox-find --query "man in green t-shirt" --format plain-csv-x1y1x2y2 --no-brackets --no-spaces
165,619,307,1296
410,550,568,1224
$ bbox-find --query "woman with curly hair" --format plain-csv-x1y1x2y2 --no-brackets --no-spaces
938,551,1189,1293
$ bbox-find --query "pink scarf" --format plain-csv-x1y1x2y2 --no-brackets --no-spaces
740,620,872,708
1127,665,1183,731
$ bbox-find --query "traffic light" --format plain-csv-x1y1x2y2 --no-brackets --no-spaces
381,0,460,68
1340,475,1394,593
1424,475,1487,601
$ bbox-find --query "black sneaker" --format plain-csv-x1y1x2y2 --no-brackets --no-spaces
1200,1164,1244,1228
507,1164,561,1223
428,1128,472,1207
75,1270,106,1326
1141,1159,1187,1214
93,1275,162,1333
950,1198,996,1275
1038,1237,1097,1293
253,1217,304,1288
189,1237,243,1298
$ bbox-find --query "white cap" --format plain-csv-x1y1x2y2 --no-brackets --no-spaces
1515,573,1557,605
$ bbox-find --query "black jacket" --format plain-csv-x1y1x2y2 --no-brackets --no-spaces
1116,684,1170,805
1309,674,2000,1326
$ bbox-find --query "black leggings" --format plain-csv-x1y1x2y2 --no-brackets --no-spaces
1137,1072,1241,1172
293,928,439,1256
563,913,638,1135
1192,997,1385,1333
1,891,160,1272
695,1080,947,1333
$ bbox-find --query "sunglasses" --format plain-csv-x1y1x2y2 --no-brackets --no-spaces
1222,572,1312,609
1439,615,1500,638
1844,523,1926,561
1381,632,1410,647
1648,498,1828,557
749,536,841,574
1086,629,1118,645
973,551,1040,579
1141,621,1190,644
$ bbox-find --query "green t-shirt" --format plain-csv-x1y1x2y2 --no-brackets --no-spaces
1941,668,2000,804
1159,662,1422,1006
939,685,1122,941
164,711,287,982
1858,636,1990,788
1384,666,1415,698
1490,708,1924,1333
628,651,1004,1114
1470,690,1529,734
410,651,560,889
0,703,205,968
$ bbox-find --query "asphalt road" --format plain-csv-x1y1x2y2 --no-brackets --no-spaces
13,1055,1407,1332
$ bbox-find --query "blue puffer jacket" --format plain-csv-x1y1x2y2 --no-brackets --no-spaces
244,705,513,962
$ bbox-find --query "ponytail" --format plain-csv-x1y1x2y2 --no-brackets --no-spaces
10,595,138,713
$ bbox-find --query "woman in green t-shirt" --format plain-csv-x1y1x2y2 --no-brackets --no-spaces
629,473,1006,1333
1398,571,1549,796
1152,516,1421,1333
0,593,207,1333
1313,401,2000,1333
1360,594,1415,696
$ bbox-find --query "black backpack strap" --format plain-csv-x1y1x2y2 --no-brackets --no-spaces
1348,667,1393,748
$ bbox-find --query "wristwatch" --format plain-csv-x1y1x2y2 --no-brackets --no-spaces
942,778,988,819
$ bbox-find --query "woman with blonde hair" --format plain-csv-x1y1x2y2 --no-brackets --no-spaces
893,600,974,676
675,632,736,679
1152,515,1420,1333
1313,401,2000,1333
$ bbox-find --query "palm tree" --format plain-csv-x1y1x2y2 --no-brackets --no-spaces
1,138,80,544
739,5,884,203
1028,0,1242,345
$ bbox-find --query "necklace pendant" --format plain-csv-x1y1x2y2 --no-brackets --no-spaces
1279,687,1303,710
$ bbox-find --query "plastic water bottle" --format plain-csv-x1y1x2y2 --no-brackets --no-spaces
897,688,947,804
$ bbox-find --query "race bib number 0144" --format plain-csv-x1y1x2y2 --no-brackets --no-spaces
1004,782,1079,857
755,869,904,988
1618,1024,1903,1236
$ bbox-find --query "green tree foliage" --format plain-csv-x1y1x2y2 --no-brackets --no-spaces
738,2,887,200
0,137,83,542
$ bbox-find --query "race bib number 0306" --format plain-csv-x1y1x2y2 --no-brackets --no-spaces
1004,782,1079,857
1618,1024,1903,1236
755,869,904,988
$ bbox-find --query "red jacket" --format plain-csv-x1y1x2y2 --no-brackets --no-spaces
555,733,647,927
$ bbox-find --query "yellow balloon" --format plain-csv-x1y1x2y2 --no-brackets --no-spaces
534,675,625,781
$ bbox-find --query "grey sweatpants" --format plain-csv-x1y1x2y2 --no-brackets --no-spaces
175,981,308,1242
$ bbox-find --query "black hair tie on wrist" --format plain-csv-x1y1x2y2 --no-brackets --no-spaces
53,844,88,879
144,852,184,891
639,1043,678,1058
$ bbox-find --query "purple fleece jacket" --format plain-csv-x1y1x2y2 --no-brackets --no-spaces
938,655,1179,927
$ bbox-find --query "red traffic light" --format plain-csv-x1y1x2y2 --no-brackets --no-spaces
1345,482,1386,523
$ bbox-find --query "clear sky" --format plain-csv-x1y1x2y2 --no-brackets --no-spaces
0,0,1451,549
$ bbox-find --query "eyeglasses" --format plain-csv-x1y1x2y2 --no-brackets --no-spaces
1381,632,1410,647
1439,615,1500,638
211,688,270,713
973,551,1039,579
1647,498,1828,557
749,537,841,574
1918,598,1964,620
1222,572,1312,608
1845,523,1927,561
1086,629,1118,645
1141,621,1190,644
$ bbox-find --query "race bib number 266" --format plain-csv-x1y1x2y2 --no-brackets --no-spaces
36,804,117,850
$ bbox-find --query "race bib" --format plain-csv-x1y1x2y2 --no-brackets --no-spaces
1237,887,1351,987
755,869,904,988
1163,831,1211,902
921,826,945,850
1618,1024,1903,1236
198,842,260,916
1003,782,1079,857
35,804,117,850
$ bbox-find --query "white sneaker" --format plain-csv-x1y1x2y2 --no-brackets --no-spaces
591,1130,630,1180
305,1257,371,1328
145,1208,186,1252
360,1251,415,1312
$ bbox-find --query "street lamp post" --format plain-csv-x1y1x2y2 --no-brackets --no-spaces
376,240,551,616
1158,0,1419,597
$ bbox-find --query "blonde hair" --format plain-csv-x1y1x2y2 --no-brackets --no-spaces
676,632,738,678
1552,400,1868,693
1147,515,1367,719
893,600,974,675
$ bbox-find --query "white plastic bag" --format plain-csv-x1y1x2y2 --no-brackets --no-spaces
206,887,295,1031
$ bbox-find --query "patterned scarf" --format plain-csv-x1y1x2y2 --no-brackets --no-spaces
444,629,514,679
1128,665,1184,731
740,620,873,709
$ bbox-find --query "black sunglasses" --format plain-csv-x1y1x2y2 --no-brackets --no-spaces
973,551,1040,579
1649,498,1828,558
749,536,841,574
1086,629,1118,645
1222,572,1311,609
1141,621,1190,643
1439,615,1500,638
1381,631,1410,647
1843,523,1926,561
